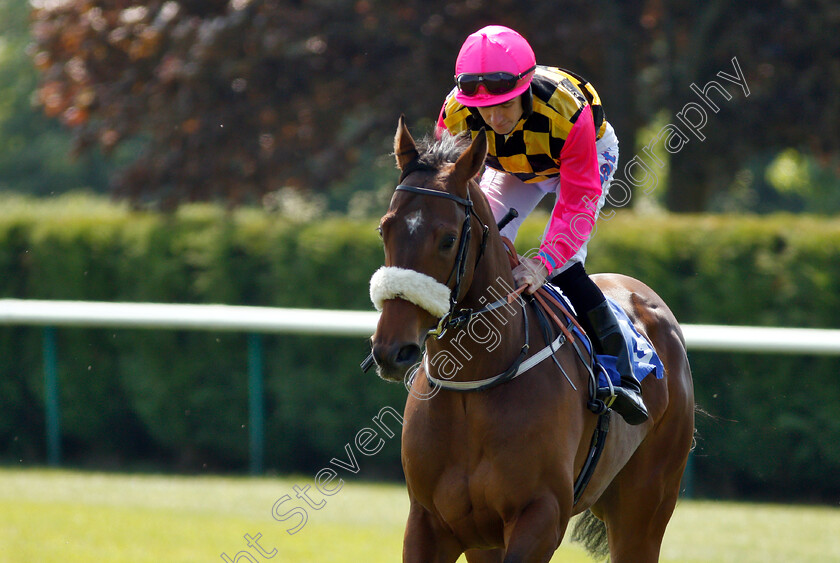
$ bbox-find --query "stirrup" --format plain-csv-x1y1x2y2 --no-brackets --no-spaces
596,385,649,425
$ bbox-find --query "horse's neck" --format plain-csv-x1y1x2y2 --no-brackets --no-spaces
462,182,519,310
463,233,517,310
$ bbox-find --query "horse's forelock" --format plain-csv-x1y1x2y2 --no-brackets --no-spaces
414,132,472,171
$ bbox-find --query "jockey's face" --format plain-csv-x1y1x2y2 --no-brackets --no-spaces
476,96,524,136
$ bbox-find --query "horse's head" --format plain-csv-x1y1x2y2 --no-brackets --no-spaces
369,116,489,382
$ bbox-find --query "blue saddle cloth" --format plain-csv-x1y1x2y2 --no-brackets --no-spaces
542,284,665,387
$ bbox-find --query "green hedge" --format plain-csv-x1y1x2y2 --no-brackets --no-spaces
524,211,840,502
2,193,839,501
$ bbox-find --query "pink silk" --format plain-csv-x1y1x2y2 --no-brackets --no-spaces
536,104,602,271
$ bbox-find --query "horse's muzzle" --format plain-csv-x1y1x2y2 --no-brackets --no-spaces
371,340,422,382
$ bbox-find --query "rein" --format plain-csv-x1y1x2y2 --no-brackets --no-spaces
372,182,591,393
424,297,532,392
425,239,585,393
394,184,489,338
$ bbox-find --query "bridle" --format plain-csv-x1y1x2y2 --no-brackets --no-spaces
367,180,595,401
368,156,613,503
393,183,489,338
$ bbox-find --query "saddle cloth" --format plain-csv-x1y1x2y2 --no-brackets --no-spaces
541,283,665,387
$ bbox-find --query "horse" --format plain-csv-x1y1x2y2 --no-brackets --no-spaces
368,116,695,562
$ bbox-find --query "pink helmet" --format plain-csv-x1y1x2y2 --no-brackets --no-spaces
454,25,537,107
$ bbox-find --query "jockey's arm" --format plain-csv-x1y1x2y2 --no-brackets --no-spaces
535,105,603,273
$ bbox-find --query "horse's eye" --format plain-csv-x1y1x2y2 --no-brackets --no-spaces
376,226,383,239
440,234,457,250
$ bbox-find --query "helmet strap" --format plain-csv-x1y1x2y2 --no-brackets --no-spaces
467,106,484,123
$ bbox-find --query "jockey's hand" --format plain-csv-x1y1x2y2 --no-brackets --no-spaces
512,257,549,295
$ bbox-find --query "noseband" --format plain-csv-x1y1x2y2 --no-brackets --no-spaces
390,183,489,338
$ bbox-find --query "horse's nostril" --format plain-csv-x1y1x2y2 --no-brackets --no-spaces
371,345,384,367
396,344,421,366
370,342,420,375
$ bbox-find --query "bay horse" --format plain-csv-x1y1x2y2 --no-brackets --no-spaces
369,117,694,562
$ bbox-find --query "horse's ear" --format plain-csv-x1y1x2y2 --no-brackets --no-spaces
452,128,488,191
394,114,419,171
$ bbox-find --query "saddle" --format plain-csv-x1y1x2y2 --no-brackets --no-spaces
502,237,663,396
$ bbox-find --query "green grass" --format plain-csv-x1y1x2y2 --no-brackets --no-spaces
1,468,839,562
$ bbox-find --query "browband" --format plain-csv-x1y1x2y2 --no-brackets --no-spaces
395,184,472,207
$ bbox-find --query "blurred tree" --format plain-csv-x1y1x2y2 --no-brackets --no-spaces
0,0,116,195
26,0,641,208
27,0,840,211
28,0,433,207
655,0,840,211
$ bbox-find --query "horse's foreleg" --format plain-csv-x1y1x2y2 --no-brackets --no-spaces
502,495,566,563
403,501,462,563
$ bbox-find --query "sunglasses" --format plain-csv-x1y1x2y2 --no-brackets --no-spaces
455,65,536,96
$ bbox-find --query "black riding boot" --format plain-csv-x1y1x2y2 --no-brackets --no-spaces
586,301,649,425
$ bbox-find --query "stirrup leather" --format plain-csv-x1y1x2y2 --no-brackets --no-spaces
595,363,617,408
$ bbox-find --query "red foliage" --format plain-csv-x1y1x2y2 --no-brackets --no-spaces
29,1,840,210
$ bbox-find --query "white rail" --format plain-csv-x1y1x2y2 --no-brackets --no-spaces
680,324,840,355
1,299,840,354
0,299,379,336
4,298,838,472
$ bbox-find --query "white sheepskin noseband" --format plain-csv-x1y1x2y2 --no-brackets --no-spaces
369,266,451,318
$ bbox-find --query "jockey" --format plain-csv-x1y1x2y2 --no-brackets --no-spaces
436,25,648,425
